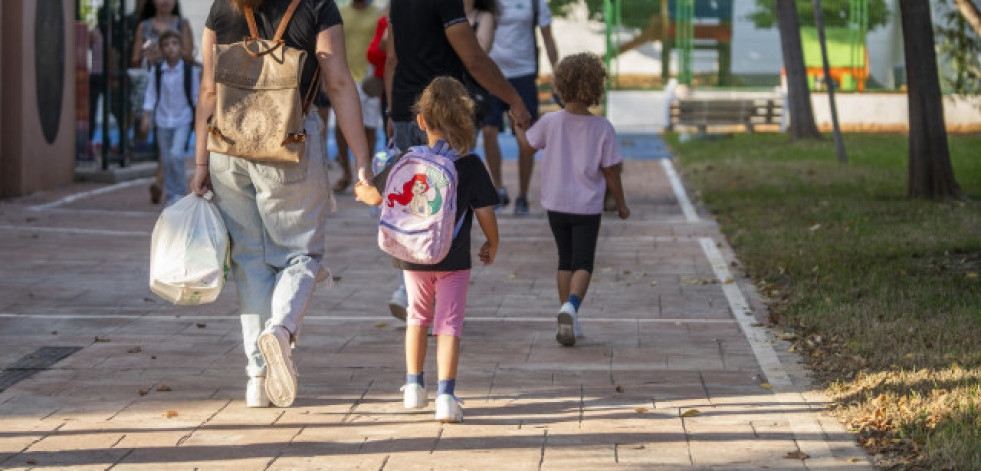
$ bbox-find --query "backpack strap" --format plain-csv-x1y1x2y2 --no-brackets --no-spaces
153,62,162,112
183,61,194,112
243,0,302,57
451,208,470,240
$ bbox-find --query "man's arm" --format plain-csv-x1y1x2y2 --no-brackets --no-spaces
539,24,559,72
444,22,531,129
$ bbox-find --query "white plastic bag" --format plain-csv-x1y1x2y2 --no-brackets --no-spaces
149,192,229,305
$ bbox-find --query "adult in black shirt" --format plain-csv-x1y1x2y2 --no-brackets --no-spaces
385,0,531,140
190,0,373,409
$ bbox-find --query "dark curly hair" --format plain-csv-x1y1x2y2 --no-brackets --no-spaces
414,77,475,154
554,52,607,107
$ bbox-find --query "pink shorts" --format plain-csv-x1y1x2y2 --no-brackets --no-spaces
403,269,470,337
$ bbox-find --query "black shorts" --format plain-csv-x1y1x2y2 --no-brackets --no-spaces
547,210,602,273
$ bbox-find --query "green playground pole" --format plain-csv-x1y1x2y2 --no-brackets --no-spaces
675,0,694,85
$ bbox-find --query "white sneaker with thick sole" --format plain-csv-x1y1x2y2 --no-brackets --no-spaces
434,394,464,423
258,325,298,407
556,302,578,346
400,383,428,409
246,377,271,408
389,285,408,321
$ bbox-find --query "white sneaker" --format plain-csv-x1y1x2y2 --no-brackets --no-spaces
246,377,271,408
258,325,298,407
389,285,408,321
556,302,578,347
400,383,428,409
434,394,463,423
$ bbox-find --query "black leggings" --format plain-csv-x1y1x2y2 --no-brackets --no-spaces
547,211,602,273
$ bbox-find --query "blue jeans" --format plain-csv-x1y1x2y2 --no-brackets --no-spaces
156,126,191,206
209,139,332,378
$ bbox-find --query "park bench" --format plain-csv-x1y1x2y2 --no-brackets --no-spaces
668,98,782,133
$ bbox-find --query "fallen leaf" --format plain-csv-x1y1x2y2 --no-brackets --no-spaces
759,382,773,389
622,270,631,275
375,322,388,328
849,458,861,463
590,278,600,282
788,345,796,353
138,389,148,396
615,385,624,393
785,451,809,460
196,323,207,328
601,267,614,273
649,280,658,287
26,460,37,465
507,273,517,279
50,330,58,335
156,385,172,392
94,336,110,342
808,223,821,232
332,276,342,282
163,410,178,418
151,356,157,360
126,346,142,354
634,408,648,413
680,409,700,417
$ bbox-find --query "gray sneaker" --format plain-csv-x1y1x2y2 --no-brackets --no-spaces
258,325,298,407
513,196,529,216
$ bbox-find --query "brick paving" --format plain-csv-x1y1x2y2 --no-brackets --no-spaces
0,141,872,470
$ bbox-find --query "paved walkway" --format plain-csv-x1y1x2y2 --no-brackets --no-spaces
0,136,871,470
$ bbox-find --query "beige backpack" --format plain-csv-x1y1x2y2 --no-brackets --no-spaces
207,0,319,162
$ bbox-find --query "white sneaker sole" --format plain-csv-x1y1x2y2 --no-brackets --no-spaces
556,312,576,346
258,331,297,407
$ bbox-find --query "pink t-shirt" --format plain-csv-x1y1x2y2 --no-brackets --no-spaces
525,110,623,215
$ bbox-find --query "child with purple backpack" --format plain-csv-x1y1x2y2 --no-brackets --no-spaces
372,77,500,423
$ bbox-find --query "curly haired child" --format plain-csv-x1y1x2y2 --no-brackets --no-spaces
516,52,629,347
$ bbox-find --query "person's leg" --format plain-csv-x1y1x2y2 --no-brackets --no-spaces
243,135,331,407
482,96,509,207
431,270,469,422
403,270,436,408
556,270,572,305
548,211,579,346
209,151,277,404
565,213,603,339
164,125,191,205
333,126,352,192
510,75,540,214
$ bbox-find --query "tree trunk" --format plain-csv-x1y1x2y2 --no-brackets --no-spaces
900,2,964,200
954,0,981,38
776,0,821,140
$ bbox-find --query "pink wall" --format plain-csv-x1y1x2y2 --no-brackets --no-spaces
0,0,76,197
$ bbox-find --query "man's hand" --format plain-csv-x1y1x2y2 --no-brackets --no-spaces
508,102,532,130
618,205,630,220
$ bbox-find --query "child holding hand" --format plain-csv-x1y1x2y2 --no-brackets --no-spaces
378,77,500,423
516,52,629,347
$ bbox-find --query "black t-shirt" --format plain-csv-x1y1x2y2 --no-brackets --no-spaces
205,0,341,97
393,154,500,272
389,0,468,122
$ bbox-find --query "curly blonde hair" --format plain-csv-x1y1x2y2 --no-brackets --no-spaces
414,76,475,154
554,52,607,107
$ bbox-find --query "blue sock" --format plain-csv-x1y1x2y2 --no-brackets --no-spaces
407,372,425,388
437,378,456,397
567,294,582,311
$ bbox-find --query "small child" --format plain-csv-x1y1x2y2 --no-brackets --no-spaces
141,29,198,207
383,77,500,423
516,52,629,347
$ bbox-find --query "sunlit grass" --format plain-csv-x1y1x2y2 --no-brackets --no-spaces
669,132,981,468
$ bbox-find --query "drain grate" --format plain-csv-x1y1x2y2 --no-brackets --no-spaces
0,346,82,392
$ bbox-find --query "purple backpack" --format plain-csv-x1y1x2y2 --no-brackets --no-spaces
378,141,468,264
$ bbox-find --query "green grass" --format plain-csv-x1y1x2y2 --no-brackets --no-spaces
668,132,981,468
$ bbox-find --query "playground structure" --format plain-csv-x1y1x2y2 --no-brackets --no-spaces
602,0,870,92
